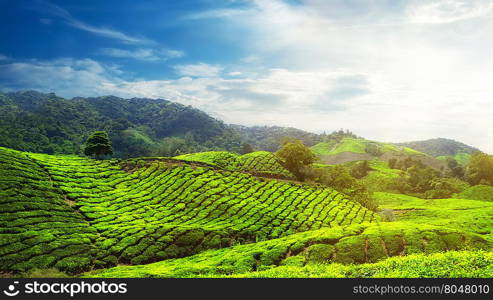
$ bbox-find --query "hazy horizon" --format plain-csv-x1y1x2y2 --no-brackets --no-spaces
1,0,492,152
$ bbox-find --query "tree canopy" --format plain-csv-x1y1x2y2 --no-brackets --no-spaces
84,131,113,159
466,152,493,185
276,140,316,181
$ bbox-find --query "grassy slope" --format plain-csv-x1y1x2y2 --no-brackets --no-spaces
437,152,471,166
359,161,402,193
311,138,424,157
374,192,493,239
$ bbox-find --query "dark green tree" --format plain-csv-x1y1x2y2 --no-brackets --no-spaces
84,131,113,159
276,140,316,181
466,152,493,185
388,158,397,169
350,160,371,179
240,143,254,154
365,143,382,156
446,157,464,178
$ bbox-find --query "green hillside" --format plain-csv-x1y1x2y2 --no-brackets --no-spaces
85,189,493,278
310,137,452,174
0,146,378,274
0,147,99,273
311,137,424,158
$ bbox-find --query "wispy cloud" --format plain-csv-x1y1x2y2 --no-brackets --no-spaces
0,54,8,61
99,48,184,61
32,1,153,44
406,0,493,24
183,8,248,20
174,63,223,77
0,58,123,96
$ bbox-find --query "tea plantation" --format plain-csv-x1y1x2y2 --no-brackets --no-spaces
0,146,378,274
1,145,493,277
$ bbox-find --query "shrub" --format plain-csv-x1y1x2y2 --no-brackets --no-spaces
378,209,396,222
305,244,334,263
457,185,493,201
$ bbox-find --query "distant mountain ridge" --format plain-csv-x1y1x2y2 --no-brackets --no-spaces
0,90,482,160
396,138,481,157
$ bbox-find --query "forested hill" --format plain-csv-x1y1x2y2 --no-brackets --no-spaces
0,91,243,157
231,125,322,152
396,138,481,157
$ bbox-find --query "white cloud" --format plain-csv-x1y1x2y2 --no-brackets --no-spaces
406,0,493,24
99,48,184,61
34,1,153,44
0,54,8,61
174,63,223,77
5,0,493,152
0,58,124,96
183,0,493,152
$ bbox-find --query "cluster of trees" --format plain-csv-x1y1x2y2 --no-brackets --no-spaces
314,164,376,210
388,156,476,199
386,152,493,199
365,143,383,157
275,140,376,210
319,129,358,143
465,152,493,185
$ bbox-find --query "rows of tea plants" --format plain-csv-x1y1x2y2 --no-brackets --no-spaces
229,151,294,179
176,151,295,179
0,147,99,273
26,151,377,266
86,222,490,278
175,151,238,169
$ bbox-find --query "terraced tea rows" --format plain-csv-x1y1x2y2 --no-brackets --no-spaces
176,151,294,179
231,151,294,178
175,151,238,169
86,222,490,278
18,149,376,268
0,148,99,273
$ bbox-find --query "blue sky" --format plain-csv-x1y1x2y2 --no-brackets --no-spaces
1,0,493,152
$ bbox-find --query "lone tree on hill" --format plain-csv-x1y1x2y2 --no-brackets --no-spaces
240,143,254,154
276,139,316,181
84,131,113,159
